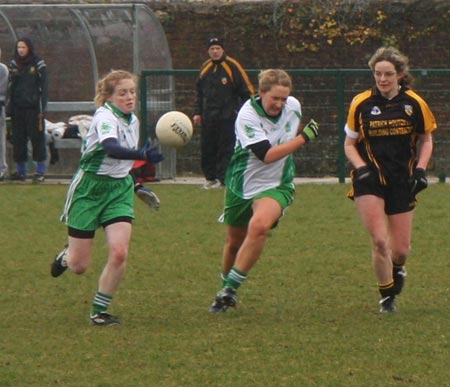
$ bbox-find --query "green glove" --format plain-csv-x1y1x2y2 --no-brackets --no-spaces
301,119,319,142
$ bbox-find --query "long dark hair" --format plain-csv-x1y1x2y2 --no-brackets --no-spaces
13,37,36,70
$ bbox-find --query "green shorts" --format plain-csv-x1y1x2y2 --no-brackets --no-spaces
222,185,295,227
61,170,135,231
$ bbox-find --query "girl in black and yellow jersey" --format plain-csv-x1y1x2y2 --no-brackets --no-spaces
344,47,437,313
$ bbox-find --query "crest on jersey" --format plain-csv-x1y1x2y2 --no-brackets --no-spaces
371,106,381,115
221,77,228,85
245,124,255,138
404,104,413,116
101,122,112,134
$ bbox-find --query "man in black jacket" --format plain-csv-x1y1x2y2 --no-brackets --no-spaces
193,37,254,189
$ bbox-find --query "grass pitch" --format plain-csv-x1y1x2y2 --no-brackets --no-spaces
1,182,450,387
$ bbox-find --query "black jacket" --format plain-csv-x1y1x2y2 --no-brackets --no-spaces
195,54,254,122
8,56,48,112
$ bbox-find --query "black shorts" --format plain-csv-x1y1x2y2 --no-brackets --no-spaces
348,171,416,215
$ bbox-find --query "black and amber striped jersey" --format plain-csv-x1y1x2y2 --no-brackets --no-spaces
345,86,437,184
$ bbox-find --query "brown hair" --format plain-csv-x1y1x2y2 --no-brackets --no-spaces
94,69,137,107
368,47,414,87
258,69,292,93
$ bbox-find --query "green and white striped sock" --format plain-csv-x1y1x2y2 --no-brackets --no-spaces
220,272,227,287
224,267,247,289
92,291,113,315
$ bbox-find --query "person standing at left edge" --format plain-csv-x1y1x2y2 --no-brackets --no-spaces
50,70,163,326
7,37,48,182
0,48,9,180
344,47,437,313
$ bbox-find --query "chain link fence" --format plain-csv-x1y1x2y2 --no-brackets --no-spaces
141,69,450,181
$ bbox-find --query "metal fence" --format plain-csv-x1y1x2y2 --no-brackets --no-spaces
141,69,450,182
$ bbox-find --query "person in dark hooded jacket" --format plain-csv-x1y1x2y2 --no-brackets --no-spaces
7,37,48,182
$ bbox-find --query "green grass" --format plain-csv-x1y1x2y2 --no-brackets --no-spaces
1,182,450,387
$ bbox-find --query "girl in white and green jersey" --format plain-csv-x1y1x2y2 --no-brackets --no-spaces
51,70,163,325
209,69,319,313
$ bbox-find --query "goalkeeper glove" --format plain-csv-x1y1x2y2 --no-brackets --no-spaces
354,165,372,181
139,145,164,163
409,168,428,196
300,119,319,142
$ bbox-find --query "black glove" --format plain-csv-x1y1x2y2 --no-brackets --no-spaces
6,117,13,144
410,168,428,196
354,165,372,181
139,145,164,164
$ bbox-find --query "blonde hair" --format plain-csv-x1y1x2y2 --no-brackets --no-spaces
368,47,414,87
94,70,137,107
258,69,292,93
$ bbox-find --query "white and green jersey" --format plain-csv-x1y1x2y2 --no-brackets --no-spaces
226,95,302,199
78,102,139,178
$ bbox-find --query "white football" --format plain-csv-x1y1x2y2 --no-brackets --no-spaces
155,111,193,148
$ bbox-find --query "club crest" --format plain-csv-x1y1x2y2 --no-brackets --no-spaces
371,106,381,115
404,104,413,116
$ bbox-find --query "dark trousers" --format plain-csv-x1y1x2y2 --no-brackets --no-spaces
200,117,236,184
11,107,47,163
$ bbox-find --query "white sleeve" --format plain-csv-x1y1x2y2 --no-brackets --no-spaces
344,124,359,139
95,113,119,143
235,106,268,148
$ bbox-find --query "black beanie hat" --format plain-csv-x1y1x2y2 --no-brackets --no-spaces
208,37,224,49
